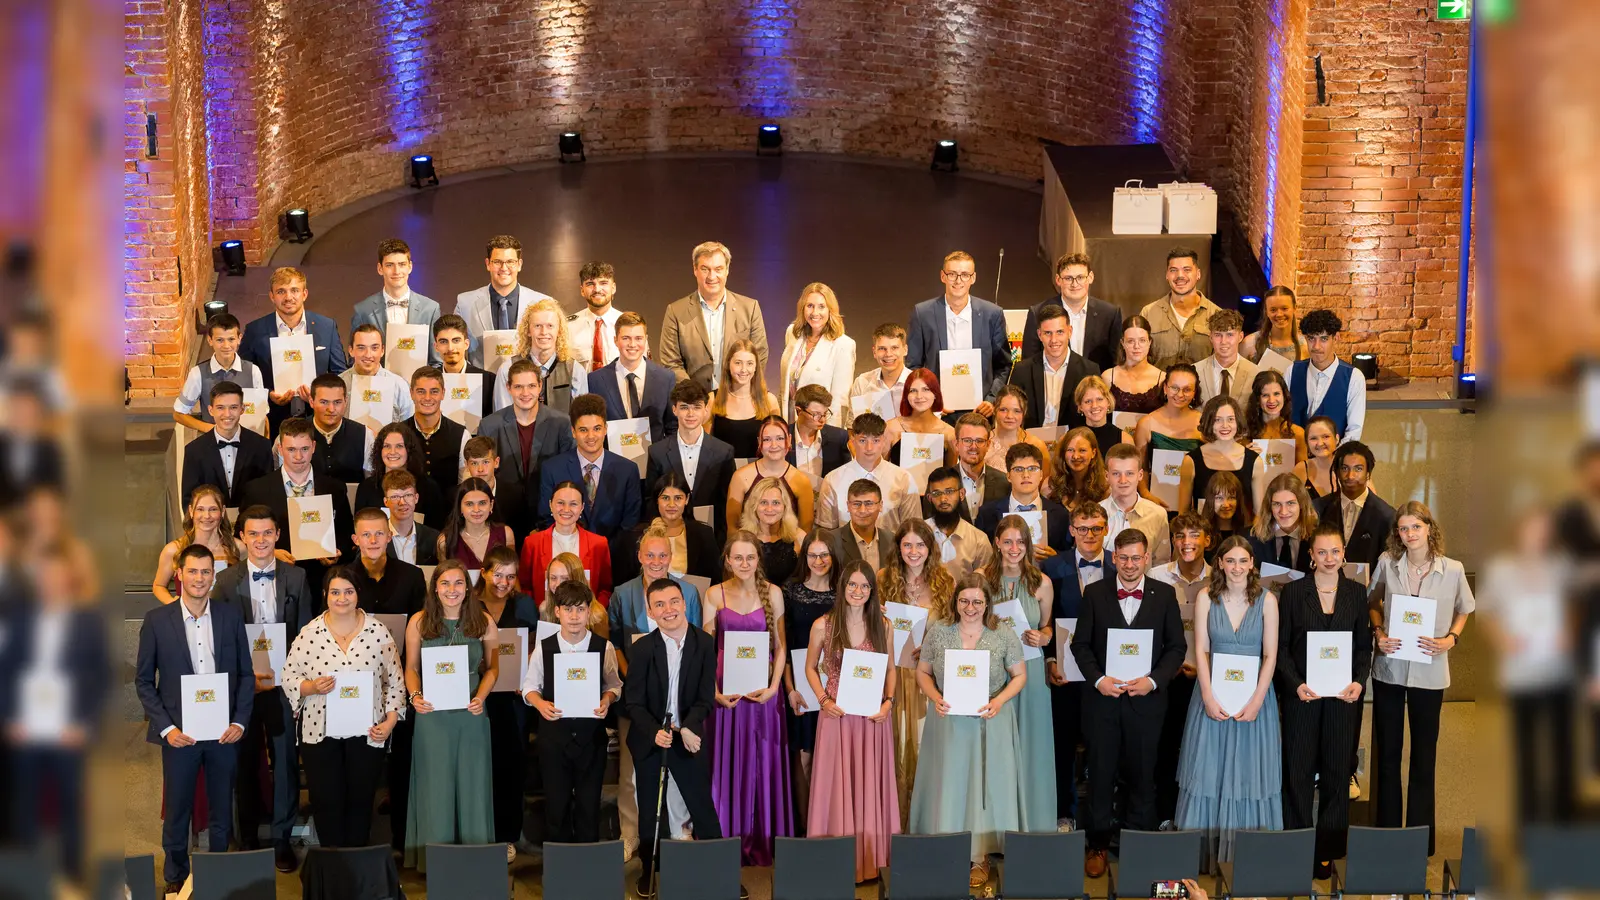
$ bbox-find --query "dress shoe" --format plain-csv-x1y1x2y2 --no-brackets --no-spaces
274,840,298,873
1314,859,1334,880
740,886,750,899
969,861,990,888
635,873,657,898
1085,848,1109,878
164,881,184,895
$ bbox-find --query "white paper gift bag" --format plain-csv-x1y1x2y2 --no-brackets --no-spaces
1165,185,1218,235
1112,180,1164,235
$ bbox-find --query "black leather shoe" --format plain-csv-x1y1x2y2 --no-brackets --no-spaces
164,881,184,895
1314,859,1333,880
274,841,298,873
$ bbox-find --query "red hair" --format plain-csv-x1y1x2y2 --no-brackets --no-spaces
899,367,945,417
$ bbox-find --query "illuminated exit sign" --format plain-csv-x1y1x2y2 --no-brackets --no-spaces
1437,0,1470,19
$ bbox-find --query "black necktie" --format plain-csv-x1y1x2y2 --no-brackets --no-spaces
626,373,641,418
1276,536,1293,568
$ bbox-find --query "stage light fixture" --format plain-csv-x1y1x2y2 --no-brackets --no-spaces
931,139,959,172
1457,372,1476,401
756,124,782,156
1238,295,1261,334
284,208,313,243
409,154,439,188
217,240,246,277
558,132,586,163
198,300,229,334
1352,353,1378,387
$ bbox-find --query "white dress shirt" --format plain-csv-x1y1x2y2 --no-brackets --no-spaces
846,367,910,428
213,427,241,490
676,431,704,491
391,527,417,564
1064,302,1087,356
281,466,316,497
341,366,415,425
1115,580,1144,624
275,314,307,338
246,561,277,625
793,429,823,486
568,306,624,371
1042,352,1071,427
1076,549,1108,592
521,628,623,700
817,458,921,532
697,293,728,390
615,358,647,418
958,464,985,515
945,301,974,351
1149,560,1209,666
383,289,411,324
174,356,261,414
661,628,686,727
1304,359,1368,441
162,600,232,738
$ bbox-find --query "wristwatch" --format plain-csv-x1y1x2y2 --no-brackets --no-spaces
1445,631,1459,643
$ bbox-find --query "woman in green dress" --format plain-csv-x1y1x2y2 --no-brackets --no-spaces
403,559,500,870
980,514,1057,833
1133,363,1203,508
908,573,1029,889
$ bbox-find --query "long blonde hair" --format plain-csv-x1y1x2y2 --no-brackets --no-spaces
880,518,956,623
540,552,605,632
983,514,1045,601
722,529,780,651
1384,500,1446,563
181,485,240,568
1047,427,1110,513
737,476,801,542
789,282,846,341
513,297,575,363
711,338,779,418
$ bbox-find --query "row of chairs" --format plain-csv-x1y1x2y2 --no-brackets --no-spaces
116,824,1598,900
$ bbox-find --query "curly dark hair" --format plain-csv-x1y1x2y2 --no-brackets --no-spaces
1299,308,1343,337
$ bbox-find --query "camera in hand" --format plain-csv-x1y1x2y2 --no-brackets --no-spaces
1152,880,1189,899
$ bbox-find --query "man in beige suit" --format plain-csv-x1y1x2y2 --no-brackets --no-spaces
657,241,769,390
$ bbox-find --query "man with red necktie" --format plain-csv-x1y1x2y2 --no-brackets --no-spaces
566,262,627,373
1070,527,1187,878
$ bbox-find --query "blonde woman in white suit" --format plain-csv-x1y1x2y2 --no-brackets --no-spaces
779,283,857,427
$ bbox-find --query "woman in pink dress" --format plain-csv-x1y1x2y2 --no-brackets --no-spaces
804,559,900,882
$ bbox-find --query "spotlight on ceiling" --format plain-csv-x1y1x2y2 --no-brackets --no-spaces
559,132,585,164
283,208,313,243
1352,353,1378,387
1457,372,1476,401
756,124,782,156
931,139,959,173
216,240,246,277
409,154,439,188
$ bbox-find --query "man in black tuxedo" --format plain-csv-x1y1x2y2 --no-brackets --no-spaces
236,417,354,594
1020,252,1123,372
974,441,1073,558
787,384,850,487
211,506,313,871
181,381,273,509
1314,440,1396,573
644,380,735,543
625,578,723,896
134,544,254,891
925,413,1008,521
1070,527,1186,878
1013,304,1101,432
586,311,679,443
308,374,373,486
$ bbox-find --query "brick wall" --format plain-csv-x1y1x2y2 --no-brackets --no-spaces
126,0,213,397
1296,0,1470,379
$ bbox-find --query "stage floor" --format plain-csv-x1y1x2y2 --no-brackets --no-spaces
226,154,1054,366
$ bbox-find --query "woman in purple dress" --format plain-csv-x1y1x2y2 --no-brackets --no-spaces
702,529,794,866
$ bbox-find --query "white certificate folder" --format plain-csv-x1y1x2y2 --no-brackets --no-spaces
553,652,602,719
421,644,471,710
1106,627,1154,682
942,649,990,716
180,673,230,742
1306,631,1353,697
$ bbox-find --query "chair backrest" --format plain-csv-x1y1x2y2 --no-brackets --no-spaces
424,844,509,900
1001,831,1086,900
773,836,856,900
1229,828,1315,898
123,855,157,900
1523,824,1600,892
190,849,276,900
1343,826,1429,896
1455,826,1486,894
299,845,399,900
544,841,624,899
660,837,742,900
1115,829,1201,897
886,832,973,900
0,850,51,900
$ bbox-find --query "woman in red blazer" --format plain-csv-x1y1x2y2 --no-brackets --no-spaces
519,480,614,608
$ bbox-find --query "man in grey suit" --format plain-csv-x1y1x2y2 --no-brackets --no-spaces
476,358,574,505
657,241,768,391
455,234,555,367
349,238,442,365
827,479,895,571
211,505,314,869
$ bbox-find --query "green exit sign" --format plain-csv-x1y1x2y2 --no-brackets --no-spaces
1438,0,1470,19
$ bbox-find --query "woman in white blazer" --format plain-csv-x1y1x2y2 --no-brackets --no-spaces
780,283,857,427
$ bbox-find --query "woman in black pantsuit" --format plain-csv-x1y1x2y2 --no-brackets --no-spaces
1275,524,1372,879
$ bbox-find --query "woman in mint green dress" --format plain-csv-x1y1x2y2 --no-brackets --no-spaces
403,560,500,871
908,573,1029,889
981,514,1058,833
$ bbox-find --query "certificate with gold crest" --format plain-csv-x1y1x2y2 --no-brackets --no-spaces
1306,631,1353,697
492,627,528,693
991,598,1042,660
1003,309,1029,361
606,416,652,478
1386,594,1435,665
836,649,889,717
480,329,518,378
884,602,929,669
239,387,270,435
898,431,944,495
325,670,375,739
384,323,429,383
180,673,230,741
720,632,771,696
269,334,317,395
1210,652,1260,717
553,651,602,718
348,374,394,433
942,648,990,716
1106,627,1153,682
938,348,984,412
288,495,338,560
245,623,287,687
441,373,484,432
1250,438,1296,485
421,644,471,710
1149,448,1185,509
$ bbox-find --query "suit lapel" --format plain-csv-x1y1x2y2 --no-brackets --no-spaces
166,606,195,677
274,562,290,625
687,299,713,362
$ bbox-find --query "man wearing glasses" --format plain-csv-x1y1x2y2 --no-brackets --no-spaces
905,250,1013,418
925,413,1007,522
785,384,850,490
974,442,1071,559
454,234,555,367
1021,253,1123,372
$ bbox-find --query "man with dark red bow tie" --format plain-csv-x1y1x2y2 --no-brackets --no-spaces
1069,527,1186,878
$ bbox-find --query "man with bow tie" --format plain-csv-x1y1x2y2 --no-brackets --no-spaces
349,238,442,365
1070,527,1186,878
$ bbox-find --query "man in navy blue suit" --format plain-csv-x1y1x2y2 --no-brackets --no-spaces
905,250,1013,418
1020,253,1124,372
135,544,254,892
538,393,643,542
585,311,678,443
786,384,850,487
238,267,349,433
644,380,736,543
974,442,1072,561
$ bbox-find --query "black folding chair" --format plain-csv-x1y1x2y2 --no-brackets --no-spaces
1215,828,1315,900
1331,826,1430,899
877,832,971,900
773,835,856,900
660,836,742,900
1109,829,1201,900
1000,830,1089,900
123,855,157,900
297,845,402,900
543,841,624,899
189,848,276,900
1442,826,1484,899
425,843,510,900
1523,824,1600,893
